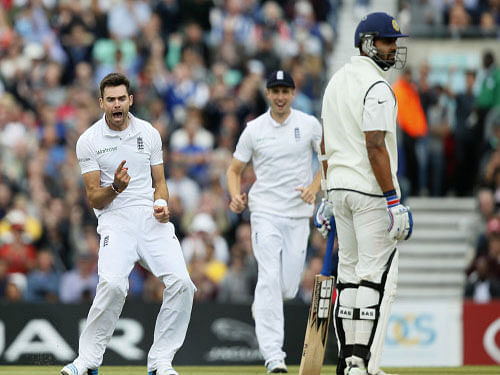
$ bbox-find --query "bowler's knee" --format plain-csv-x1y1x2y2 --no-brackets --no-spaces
99,277,128,300
163,273,196,297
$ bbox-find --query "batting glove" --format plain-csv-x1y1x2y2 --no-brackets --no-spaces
384,190,413,241
314,198,334,238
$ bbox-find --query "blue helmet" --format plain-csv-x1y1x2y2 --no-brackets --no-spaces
354,12,408,47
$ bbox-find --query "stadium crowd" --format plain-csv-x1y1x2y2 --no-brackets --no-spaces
0,0,499,304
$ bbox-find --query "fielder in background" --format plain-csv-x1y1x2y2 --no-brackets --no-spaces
320,12,413,375
226,70,322,374
61,73,195,375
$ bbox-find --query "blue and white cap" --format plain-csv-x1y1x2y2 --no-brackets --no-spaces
354,12,409,47
266,70,295,89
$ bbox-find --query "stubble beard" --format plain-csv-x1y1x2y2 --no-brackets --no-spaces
106,111,127,130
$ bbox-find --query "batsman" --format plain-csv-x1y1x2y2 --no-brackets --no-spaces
319,12,413,375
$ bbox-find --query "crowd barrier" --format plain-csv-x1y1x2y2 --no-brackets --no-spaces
0,301,336,366
0,299,498,366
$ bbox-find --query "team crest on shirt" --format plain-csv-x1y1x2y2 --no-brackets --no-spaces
294,127,300,142
137,137,144,151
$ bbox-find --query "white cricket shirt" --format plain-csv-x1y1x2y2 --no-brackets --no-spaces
76,113,163,217
321,56,400,196
233,108,322,218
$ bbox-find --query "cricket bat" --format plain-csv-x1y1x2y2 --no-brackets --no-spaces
299,216,336,375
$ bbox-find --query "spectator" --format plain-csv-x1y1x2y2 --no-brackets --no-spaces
166,162,201,213
253,29,281,76
426,84,454,196
465,255,500,302
159,63,210,124
107,0,152,40
476,51,500,150
4,272,27,302
393,68,428,196
37,198,73,270
202,241,228,285
217,245,253,303
208,0,256,48
182,21,211,69
169,108,214,186
59,253,98,303
407,0,443,34
181,212,229,264
0,209,37,274
25,249,60,302
448,1,472,35
479,11,498,37
188,255,218,302
154,0,181,41
454,70,480,195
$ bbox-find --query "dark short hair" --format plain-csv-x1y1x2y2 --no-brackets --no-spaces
99,72,131,98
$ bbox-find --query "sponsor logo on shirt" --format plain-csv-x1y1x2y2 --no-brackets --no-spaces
103,235,109,247
256,136,277,142
96,146,118,155
294,127,300,141
78,157,91,163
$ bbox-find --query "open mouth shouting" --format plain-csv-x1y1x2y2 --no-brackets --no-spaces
112,110,123,122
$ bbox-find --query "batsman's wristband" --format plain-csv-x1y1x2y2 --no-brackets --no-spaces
383,189,399,208
154,199,167,207
111,182,122,194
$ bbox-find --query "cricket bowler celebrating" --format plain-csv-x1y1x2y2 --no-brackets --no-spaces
226,70,322,373
61,73,195,375
319,12,413,375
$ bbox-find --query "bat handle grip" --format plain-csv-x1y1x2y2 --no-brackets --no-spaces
320,216,336,276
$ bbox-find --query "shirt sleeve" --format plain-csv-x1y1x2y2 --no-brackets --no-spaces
76,135,99,175
233,125,253,163
362,82,396,133
310,116,323,152
150,128,163,165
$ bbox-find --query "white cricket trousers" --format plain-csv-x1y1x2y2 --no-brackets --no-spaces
74,206,196,372
250,212,309,364
328,190,397,284
329,190,398,374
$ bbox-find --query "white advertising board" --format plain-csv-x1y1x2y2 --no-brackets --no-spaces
381,299,462,366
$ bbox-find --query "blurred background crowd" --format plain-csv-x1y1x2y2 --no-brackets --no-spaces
0,0,499,305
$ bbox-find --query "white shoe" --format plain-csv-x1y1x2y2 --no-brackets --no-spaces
61,363,98,375
266,359,288,373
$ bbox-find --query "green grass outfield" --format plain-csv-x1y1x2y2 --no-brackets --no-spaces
0,366,499,375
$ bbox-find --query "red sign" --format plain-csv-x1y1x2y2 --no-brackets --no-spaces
463,301,500,364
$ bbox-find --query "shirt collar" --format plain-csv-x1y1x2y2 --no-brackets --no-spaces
101,113,140,138
352,55,389,79
267,108,294,128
